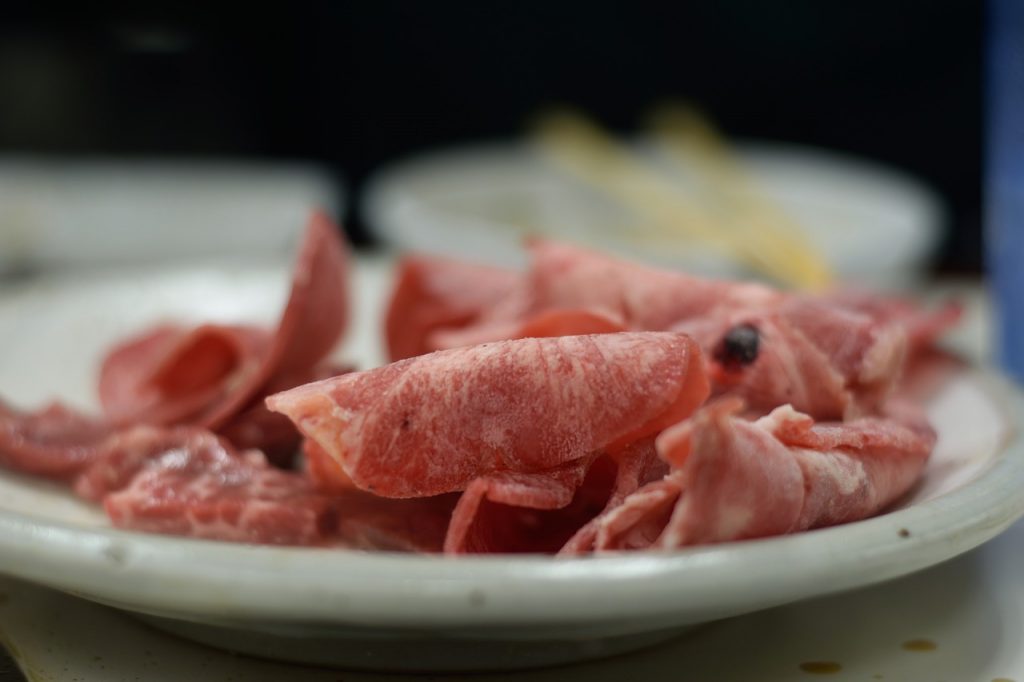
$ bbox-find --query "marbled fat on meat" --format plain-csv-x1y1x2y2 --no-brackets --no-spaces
267,332,710,498
385,255,522,361
566,399,936,552
102,429,339,546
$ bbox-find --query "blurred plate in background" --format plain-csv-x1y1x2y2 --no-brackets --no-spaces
0,159,342,274
364,141,944,287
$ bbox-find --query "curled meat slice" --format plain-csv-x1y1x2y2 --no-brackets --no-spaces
268,332,710,498
385,254,522,361
564,399,935,552
559,438,667,554
679,298,907,420
99,324,271,426
444,455,615,554
101,427,340,546
0,400,112,480
95,211,349,456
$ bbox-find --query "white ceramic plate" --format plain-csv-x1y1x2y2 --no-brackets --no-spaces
363,141,944,286
0,261,1021,672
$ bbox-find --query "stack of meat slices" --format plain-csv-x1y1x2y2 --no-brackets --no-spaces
0,227,960,554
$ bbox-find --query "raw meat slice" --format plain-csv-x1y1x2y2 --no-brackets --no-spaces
96,210,349,447
99,324,270,426
559,438,667,553
426,240,778,351
385,254,522,361
673,295,908,420
429,308,627,351
302,438,357,494
267,332,710,497
826,291,963,354
654,399,806,546
524,240,782,331
566,398,935,552
426,241,916,419
444,455,615,554
74,425,223,501
0,401,112,480
216,363,354,466
333,491,459,552
79,425,452,551
102,429,340,546
653,399,934,547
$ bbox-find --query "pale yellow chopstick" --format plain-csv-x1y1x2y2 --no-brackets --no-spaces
530,108,831,289
646,102,832,289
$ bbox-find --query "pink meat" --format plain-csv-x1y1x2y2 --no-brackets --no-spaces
385,254,522,361
333,491,459,552
430,240,921,420
74,425,225,501
216,363,354,466
444,455,616,554
564,398,935,552
559,438,667,553
102,430,339,546
826,291,963,354
0,401,112,480
429,308,627,351
429,240,777,351
95,210,349,453
267,332,710,498
524,240,782,330
79,425,453,551
99,324,271,426
682,299,907,420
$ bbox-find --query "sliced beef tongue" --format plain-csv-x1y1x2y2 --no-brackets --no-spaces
385,254,523,362
96,210,350,450
0,400,113,480
95,426,340,546
267,332,710,498
90,425,459,551
444,455,615,554
413,240,952,423
562,398,936,553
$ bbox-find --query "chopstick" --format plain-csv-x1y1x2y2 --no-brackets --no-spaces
530,108,832,289
646,102,832,289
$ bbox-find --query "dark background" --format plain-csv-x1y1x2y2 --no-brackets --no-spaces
0,2,981,270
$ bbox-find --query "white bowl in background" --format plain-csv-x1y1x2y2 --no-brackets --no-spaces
363,140,945,287
0,158,343,274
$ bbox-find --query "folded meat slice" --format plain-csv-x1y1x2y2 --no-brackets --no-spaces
430,241,960,421
559,439,667,554
825,291,963,355
385,254,522,361
95,210,349,455
428,240,778,351
74,425,452,551
100,427,340,546
679,298,907,420
565,399,935,552
525,240,782,331
267,332,710,498
444,455,616,554
429,308,627,351
99,324,271,426
0,400,113,480
74,425,221,501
